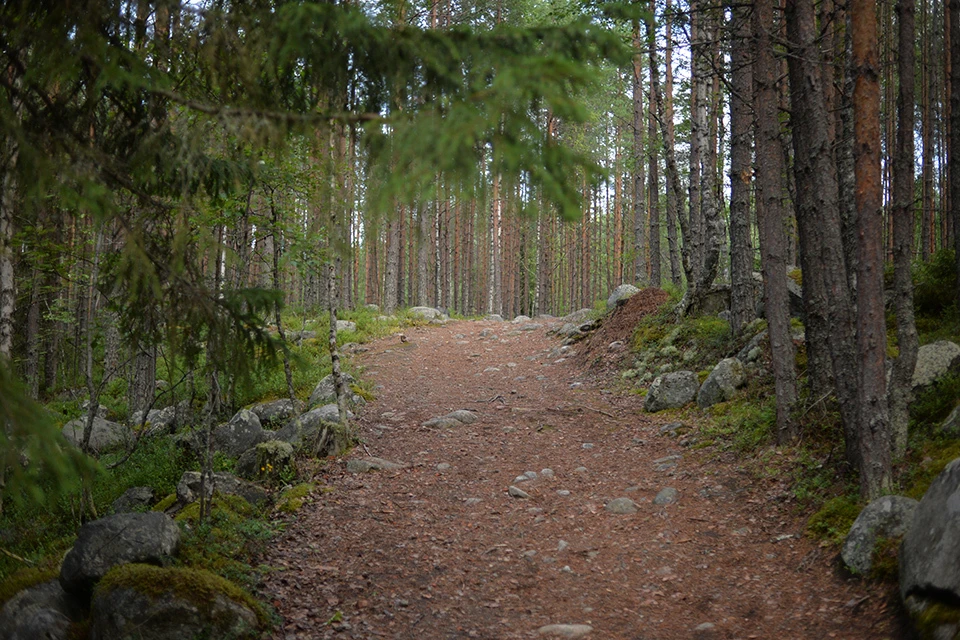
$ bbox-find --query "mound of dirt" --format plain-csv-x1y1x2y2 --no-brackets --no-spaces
576,287,670,371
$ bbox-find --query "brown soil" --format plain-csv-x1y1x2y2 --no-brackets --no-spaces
260,316,901,640
576,289,671,374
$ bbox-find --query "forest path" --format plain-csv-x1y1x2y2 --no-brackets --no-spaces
260,318,896,639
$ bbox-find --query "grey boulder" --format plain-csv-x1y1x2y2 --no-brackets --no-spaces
128,406,178,435
90,568,258,640
422,409,479,428
346,457,406,473
59,512,180,598
308,373,363,409
697,358,747,408
273,404,353,449
61,416,132,453
841,495,918,575
607,284,639,309
644,371,700,412
111,486,156,514
213,409,266,458
175,471,268,508
250,398,303,429
0,580,83,640
409,306,445,320
335,320,357,333
901,458,960,606
912,340,960,390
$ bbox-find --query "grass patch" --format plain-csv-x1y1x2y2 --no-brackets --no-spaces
806,495,862,546
276,483,315,514
904,439,960,500
0,566,59,607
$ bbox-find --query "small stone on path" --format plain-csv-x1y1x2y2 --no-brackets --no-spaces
654,487,679,505
581,443,594,449
508,486,531,499
574,467,587,473
541,468,554,478
464,498,482,506
346,457,405,473
557,490,571,497
537,623,593,638
436,463,451,471
605,497,638,514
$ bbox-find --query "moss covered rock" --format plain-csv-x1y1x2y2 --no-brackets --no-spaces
235,440,296,484
91,564,263,640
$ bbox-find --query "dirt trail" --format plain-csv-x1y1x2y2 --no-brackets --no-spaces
260,319,897,639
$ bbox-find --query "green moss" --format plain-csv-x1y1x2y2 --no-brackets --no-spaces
276,483,314,514
175,494,254,524
913,601,960,639
97,563,268,628
905,439,960,500
0,566,58,606
349,384,375,403
806,495,862,546
152,493,177,512
869,535,903,582
788,268,803,287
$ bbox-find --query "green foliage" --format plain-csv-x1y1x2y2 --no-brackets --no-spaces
678,316,732,352
869,535,903,582
701,387,776,452
913,249,958,319
276,483,315,514
94,437,186,509
911,373,960,431
0,364,96,510
153,493,178,512
97,564,267,630
912,601,960,639
176,496,274,589
806,495,862,546
904,439,960,500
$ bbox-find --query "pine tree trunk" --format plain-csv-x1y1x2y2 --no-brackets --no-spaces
647,7,661,289
755,0,798,442
786,0,861,469
890,0,919,460
852,0,892,499
664,0,683,288
728,1,754,334
632,21,647,285
383,213,400,313
0,110,17,360
951,0,960,300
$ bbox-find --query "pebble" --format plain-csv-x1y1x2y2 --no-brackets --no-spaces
569,382,582,389
540,468,555,478
557,540,569,552
574,467,588,473
464,498,483,506
605,497,638,514
524,471,538,480
537,624,593,638
557,490,571,496
483,367,501,373
654,487,679,505
515,475,530,483
693,622,718,639
561,565,573,573
437,463,451,471
581,443,594,450
508,486,531,499
653,455,682,464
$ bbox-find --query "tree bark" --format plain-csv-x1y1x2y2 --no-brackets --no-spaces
786,0,861,469
633,21,647,285
664,0,683,288
729,1,754,335
851,0,892,499
647,10,661,290
890,0,920,460
755,0,798,442
951,0,960,300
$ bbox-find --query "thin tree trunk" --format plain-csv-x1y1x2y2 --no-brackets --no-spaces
729,1,754,334
852,0,892,499
269,192,296,402
647,7,662,289
951,0,960,300
633,22,647,285
664,0,683,287
890,0,919,460
756,0,798,442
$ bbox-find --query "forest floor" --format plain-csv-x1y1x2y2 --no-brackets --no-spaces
259,310,906,640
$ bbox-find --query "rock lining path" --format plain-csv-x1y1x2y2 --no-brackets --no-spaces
260,319,898,639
